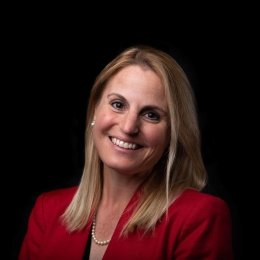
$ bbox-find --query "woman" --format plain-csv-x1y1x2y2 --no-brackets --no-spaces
19,45,233,259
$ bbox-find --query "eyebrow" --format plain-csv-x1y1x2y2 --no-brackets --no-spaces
107,93,168,115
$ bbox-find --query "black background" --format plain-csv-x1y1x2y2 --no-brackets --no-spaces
6,4,257,259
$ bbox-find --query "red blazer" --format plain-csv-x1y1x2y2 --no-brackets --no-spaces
19,187,233,260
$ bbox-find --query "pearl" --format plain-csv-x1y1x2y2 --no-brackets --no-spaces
91,215,110,246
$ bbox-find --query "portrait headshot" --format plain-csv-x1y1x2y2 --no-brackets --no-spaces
13,41,238,260
8,13,251,258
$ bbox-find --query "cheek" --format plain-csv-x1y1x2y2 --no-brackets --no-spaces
94,110,117,133
147,125,170,149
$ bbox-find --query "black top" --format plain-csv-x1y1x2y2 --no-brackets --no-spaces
83,230,92,260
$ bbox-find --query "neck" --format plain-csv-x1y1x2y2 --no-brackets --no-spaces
100,166,144,210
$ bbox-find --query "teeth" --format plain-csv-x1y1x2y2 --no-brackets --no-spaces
111,137,137,150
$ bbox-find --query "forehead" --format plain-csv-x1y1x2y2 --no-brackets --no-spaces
102,65,166,103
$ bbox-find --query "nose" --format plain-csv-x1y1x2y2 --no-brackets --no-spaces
119,112,139,135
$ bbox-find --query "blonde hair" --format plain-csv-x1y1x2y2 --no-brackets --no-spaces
62,45,207,234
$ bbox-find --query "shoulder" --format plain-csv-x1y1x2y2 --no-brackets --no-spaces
164,190,233,259
168,188,231,221
175,188,229,208
38,186,78,202
33,186,78,217
165,189,232,244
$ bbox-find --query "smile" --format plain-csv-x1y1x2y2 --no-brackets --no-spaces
111,137,139,150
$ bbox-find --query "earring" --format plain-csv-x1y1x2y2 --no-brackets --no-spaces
91,120,95,126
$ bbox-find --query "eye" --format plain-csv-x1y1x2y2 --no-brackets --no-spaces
144,111,160,121
111,101,124,110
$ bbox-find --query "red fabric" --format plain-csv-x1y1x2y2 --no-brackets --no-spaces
19,187,233,260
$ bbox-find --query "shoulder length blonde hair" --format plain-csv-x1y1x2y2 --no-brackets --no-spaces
62,45,207,234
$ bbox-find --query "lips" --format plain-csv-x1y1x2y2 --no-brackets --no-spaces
110,137,140,150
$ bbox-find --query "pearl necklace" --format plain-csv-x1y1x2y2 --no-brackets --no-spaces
91,215,111,246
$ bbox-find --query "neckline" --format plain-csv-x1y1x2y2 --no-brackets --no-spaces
97,186,142,258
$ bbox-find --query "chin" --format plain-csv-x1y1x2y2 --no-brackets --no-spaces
105,161,144,175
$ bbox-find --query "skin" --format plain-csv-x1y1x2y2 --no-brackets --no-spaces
90,65,170,259
93,65,169,176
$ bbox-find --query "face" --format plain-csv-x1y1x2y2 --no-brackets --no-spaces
92,65,170,176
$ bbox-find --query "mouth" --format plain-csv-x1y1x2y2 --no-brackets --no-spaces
110,137,141,150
